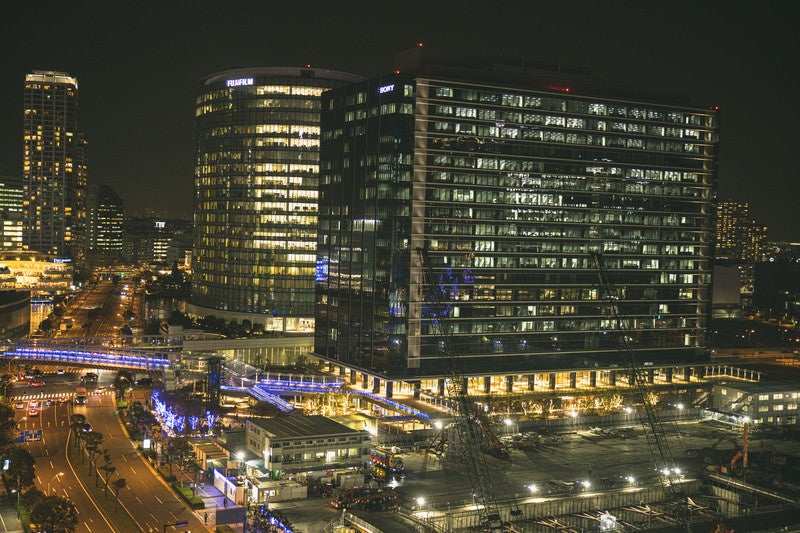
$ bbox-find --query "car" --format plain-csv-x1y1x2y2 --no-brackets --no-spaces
57,369,65,375
14,401,25,409
135,377,154,386
44,398,55,406
29,400,40,408
27,408,40,417
94,385,107,394
81,423,92,432
28,380,45,387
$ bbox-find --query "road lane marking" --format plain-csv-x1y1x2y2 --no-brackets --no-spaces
154,495,163,504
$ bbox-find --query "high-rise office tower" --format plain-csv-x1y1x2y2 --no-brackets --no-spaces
22,70,87,258
316,52,719,377
191,67,362,330
0,176,23,250
86,184,124,264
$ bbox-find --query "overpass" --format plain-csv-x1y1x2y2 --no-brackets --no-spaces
2,338,172,371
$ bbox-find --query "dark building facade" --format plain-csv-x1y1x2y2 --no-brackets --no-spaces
192,67,362,330
316,55,719,378
22,71,87,259
0,176,23,250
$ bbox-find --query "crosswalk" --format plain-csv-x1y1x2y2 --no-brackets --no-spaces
9,390,113,401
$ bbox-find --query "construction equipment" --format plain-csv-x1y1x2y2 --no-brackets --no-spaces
592,252,691,530
417,247,504,531
370,446,405,481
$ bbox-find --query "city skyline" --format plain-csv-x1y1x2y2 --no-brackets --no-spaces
2,2,798,239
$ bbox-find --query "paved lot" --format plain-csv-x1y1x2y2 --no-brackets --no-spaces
274,417,800,532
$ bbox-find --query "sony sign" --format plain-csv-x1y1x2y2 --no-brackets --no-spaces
226,78,254,88
378,84,395,94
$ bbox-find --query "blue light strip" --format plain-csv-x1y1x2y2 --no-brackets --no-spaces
3,348,170,370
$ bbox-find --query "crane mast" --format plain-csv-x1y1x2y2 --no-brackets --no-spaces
417,247,503,532
591,252,691,530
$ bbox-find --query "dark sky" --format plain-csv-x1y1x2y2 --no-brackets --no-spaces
2,1,797,239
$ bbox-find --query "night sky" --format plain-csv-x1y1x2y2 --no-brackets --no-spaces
2,2,797,239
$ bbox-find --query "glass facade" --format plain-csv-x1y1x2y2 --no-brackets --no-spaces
316,72,719,378
193,68,363,327
23,70,87,259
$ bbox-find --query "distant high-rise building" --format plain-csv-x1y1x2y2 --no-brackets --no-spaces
124,217,192,267
715,200,767,263
0,176,23,250
190,67,363,330
22,70,87,259
316,52,719,377
86,184,124,264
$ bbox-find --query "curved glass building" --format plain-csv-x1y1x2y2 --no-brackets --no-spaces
192,67,363,331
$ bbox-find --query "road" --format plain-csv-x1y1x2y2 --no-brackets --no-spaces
10,369,206,533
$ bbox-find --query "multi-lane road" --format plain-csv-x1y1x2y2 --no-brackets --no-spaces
9,370,206,533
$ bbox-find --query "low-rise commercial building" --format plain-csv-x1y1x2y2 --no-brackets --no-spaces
245,415,371,478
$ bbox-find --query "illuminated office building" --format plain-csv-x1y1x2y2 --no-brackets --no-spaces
0,176,23,250
191,67,363,330
86,184,124,264
23,70,87,259
316,53,719,377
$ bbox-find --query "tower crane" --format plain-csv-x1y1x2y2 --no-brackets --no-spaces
591,252,692,531
417,247,503,532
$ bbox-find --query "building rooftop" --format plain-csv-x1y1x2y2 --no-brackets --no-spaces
248,415,365,439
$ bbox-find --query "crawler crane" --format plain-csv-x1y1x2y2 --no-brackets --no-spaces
417,247,504,532
591,252,692,531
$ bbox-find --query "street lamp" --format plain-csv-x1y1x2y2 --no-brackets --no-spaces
11,488,20,517
48,471,65,494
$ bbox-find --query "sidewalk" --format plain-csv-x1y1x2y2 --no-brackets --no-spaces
0,500,23,533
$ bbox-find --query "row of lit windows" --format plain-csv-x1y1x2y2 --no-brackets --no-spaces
431,106,713,141
197,163,318,175
196,98,319,117
343,102,413,121
429,83,714,127
197,85,326,105
430,123,707,154
201,124,320,138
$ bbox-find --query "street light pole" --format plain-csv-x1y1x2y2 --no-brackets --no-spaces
48,471,65,494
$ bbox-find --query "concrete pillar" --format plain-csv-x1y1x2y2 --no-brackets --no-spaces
665,367,673,383
373,377,380,394
527,374,535,391
609,370,616,386
385,381,393,399
438,378,445,396
569,372,576,389
549,373,556,390
338,365,345,376
648,369,655,384
589,371,596,388
349,369,357,384
506,375,514,393
484,376,492,394
697,366,705,380
413,381,421,400
362,374,369,389
684,367,692,381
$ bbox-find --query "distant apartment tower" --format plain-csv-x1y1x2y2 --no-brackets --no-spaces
715,200,767,263
22,70,87,259
86,184,124,264
316,53,719,377
124,217,192,266
191,67,363,330
0,176,23,250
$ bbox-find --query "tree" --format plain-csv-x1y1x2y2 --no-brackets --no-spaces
113,371,133,400
68,414,86,451
81,431,104,478
0,400,18,447
30,494,79,532
112,478,127,506
1,446,35,495
99,451,117,497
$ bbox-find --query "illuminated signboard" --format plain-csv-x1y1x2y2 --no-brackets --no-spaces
378,84,395,94
226,78,254,88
